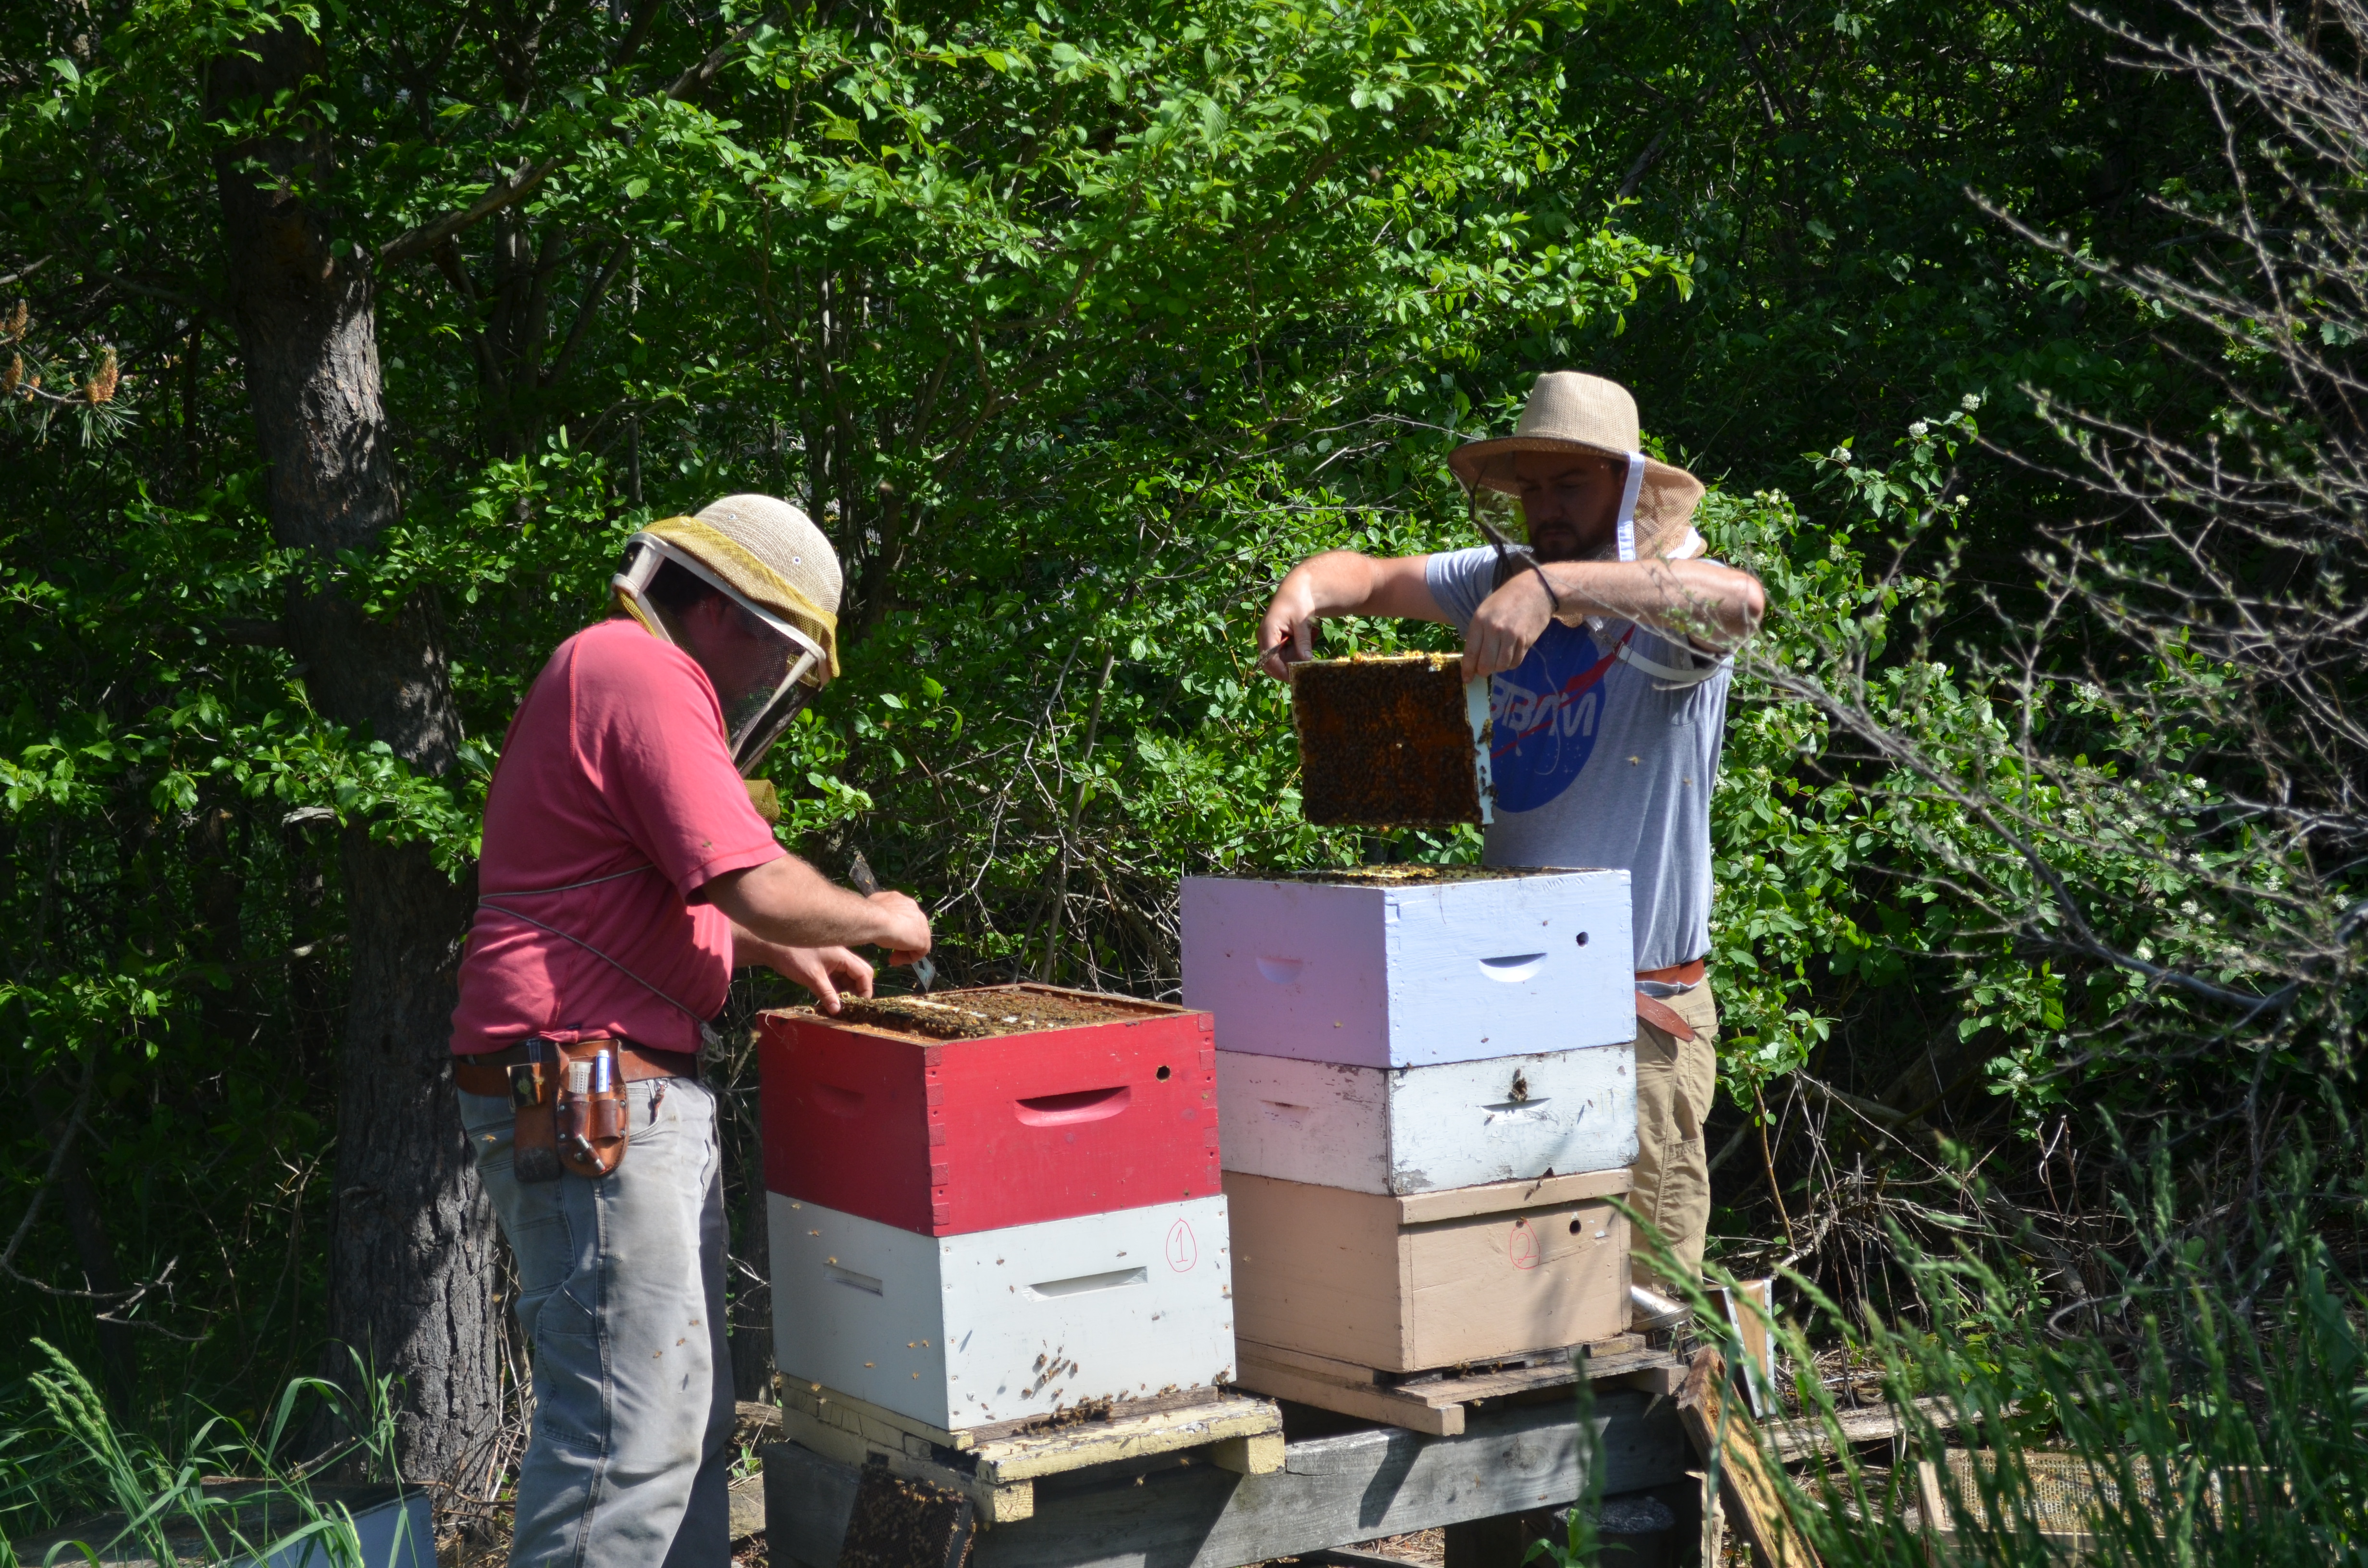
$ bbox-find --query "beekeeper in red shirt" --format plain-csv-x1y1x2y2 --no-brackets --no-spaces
449,494,929,1567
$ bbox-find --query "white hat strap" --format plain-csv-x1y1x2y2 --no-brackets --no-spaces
1615,451,1647,563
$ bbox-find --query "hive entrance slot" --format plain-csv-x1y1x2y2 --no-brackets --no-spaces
812,1083,865,1116
826,1263,885,1296
1478,953,1548,981
1013,1086,1131,1125
1025,1266,1147,1299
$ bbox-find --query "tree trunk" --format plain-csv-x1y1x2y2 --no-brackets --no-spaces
209,21,498,1482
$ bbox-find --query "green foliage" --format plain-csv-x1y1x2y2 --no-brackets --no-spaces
1720,1147,2368,1566
0,0,1695,1404
1554,0,2214,521
0,0,2352,1474
0,1341,414,1566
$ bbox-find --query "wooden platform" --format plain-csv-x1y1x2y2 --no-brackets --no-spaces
764,1384,1691,1568
776,1379,1284,1524
1231,1334,1685,1436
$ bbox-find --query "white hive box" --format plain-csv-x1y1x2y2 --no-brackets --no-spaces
1181,868,1635,1067
770,1193,1234,1430
1218,1044,1636,1195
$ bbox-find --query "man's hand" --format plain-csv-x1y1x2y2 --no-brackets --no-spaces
1460,558,1768,681
1461,571,1557,682
704,855,934,957
1257,574,1324,680
862,891,932,967
748,942,875,1014
1256,551,1449,680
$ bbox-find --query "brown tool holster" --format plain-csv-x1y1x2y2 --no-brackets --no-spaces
499,1038,625,1181
507,1041,564,1184
553,1040,631,1180
460,1036,696,1183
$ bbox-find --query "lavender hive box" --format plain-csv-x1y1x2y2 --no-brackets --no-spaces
1181,867,1635,1069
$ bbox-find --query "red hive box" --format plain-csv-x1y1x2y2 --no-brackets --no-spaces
759,983,1220,1237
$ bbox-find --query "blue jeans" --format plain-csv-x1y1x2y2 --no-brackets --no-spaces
460,1077,734,1567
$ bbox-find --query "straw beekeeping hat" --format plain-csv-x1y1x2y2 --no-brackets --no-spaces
624,494,843,678
1449,372,1706,562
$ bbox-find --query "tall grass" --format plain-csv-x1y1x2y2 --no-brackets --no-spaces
0,1342,419,1567
1776,1227,2367,1565
1741,1172,2362,1565
1530,1146,2366,1567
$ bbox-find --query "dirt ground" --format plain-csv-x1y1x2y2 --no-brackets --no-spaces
787,985,1175,1040
1342,1530,1448,1565
1289,865,1566,884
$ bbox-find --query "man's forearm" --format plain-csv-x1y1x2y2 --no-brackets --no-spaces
1277,551,1399,618
1258,551,1445,677
730,920,784,969
704,855,912,950
1534,558,1764,647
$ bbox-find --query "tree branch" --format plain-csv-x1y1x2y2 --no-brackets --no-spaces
1617,127,1670,200
1,1049,94,1279
378,12,778,268
379,157,560,267
541,236,632,389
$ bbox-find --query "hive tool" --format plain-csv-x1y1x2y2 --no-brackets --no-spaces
847,851,937,992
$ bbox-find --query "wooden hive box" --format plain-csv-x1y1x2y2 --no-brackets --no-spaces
1181,868,1634,1068
1912,1450,2279,1566
1217,1043,1636,1195
769,1192,1234,1431
1224,1169,1629,1373
759,983,1219,1236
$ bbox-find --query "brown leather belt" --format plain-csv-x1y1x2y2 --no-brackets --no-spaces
1635,958,1708,1043
453,1038,698,1099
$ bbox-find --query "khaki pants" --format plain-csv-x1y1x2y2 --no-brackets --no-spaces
1628,979,1719,1291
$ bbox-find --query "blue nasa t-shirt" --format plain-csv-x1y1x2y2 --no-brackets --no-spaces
1425,547,1732,971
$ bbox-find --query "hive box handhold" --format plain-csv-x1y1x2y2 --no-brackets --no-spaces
769,1193,1235,1430
1182,868,1634,1067
1218,1044,1637,1194
760,984,1219,1237
1224,1169,1629,1373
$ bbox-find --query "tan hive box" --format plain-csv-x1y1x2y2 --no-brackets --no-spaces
1223,1167,1629,1373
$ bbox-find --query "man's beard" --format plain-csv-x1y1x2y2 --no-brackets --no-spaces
1527,523,1613,564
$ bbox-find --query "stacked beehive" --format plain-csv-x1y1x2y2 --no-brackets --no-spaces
759,984,1234,1431
1182,867,1641,1379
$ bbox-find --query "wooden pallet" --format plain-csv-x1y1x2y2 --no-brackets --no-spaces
1232,1334,1683,1436
764,1386,1694,1568
774,1378,1284,1525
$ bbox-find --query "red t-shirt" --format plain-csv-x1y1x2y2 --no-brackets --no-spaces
449,618,786,1056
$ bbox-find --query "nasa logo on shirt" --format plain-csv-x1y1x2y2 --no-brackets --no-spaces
1488,622,1623,812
